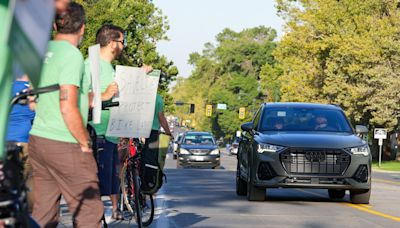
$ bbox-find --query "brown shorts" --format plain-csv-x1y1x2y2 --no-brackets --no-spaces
28,135,104,228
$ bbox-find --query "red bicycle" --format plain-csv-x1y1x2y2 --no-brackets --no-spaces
118,138,154,227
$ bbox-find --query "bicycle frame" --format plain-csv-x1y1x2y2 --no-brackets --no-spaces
119,138,154,227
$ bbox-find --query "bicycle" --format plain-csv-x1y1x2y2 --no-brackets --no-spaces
118,138,154,227
0,84,60,228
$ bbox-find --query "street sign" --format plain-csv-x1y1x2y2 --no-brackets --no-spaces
374,128,387,168
374,128,387,139
206,105,212,117
217,103,227,110
239,107,245,119
175,101,184,106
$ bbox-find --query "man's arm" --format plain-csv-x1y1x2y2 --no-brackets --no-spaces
158,111,173,137
101,82,118,101
59,85,92,152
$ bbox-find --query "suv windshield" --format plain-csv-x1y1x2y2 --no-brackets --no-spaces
259,107,352,133
183,134,215,145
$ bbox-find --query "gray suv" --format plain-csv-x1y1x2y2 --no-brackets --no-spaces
236,103,371,204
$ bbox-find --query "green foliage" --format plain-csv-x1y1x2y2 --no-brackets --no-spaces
172,26,278,139
76,0,177,106
275,0,400,130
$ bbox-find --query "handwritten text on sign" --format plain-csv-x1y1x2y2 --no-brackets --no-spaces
106,66,160,138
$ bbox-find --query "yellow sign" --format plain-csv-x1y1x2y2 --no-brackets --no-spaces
239,107,245,119
206,105,212,117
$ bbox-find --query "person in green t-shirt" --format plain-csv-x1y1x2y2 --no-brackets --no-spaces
84,24,124,220
145,91,174,147
143,92,173,178
28,3,103,227
85,24,154,220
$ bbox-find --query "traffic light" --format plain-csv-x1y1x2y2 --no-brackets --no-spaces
239,107,245,119
206,105,212,117
190,104,195,113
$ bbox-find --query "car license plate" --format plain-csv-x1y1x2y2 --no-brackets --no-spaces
195,157,204,161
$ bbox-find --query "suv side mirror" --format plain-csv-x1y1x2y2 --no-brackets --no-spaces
241,122,253,132
355,125,368,134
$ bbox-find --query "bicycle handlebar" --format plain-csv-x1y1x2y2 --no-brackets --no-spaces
102,101,119,110
10,84,60,106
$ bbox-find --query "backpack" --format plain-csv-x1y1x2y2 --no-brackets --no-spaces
141,133,169,194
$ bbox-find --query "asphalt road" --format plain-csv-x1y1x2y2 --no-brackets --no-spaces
58,149,400,228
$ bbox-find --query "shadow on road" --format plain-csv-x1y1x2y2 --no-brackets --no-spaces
161,168,345,218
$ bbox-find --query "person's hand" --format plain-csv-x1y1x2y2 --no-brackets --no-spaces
141,65,153,74
28,95,36,111
80,139,93,153
166,132,174,140
103,82,118,100
80,145,93,153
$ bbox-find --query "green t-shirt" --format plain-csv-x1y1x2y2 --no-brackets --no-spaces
152,94,164,130
30,40,89,143
85,58,119,144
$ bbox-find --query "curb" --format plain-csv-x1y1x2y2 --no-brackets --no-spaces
372,168,400,174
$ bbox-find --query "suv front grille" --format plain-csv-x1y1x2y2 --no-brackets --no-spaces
280,148,350,175
189,149,210,155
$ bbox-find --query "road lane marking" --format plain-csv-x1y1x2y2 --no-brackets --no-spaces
296,189,400,222
344,203,400,222
372,178,400,185
358,204,372,209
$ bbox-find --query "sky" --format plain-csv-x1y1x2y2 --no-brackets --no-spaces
152,0,284,78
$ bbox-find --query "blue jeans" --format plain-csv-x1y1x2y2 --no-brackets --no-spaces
97,139,120,196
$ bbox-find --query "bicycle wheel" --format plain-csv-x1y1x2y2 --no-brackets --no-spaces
120,164,134,219
141,193,154,226
131,167,143,227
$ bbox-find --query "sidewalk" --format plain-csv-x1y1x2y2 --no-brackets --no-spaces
57,193,166,228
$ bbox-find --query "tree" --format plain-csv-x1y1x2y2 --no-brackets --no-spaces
76,0,178,104
275,0,400,131
172,26,278,139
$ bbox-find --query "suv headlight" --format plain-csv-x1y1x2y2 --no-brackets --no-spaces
180,148,190,155
347,145,370,156
257,143,285,153
210,149,220,155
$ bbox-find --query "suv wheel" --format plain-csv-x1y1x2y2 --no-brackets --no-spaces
328,189,346,200
350,188,371,204
246,181,266,201
236,162,247,196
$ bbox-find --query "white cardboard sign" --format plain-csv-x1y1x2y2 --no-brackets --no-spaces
106,66,160,138
88,44,101,124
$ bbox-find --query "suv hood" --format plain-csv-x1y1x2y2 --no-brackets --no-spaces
256,131,365,149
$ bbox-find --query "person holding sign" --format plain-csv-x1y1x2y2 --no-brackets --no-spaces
85,24,125,220
85,24,152,220
28,3,104,227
